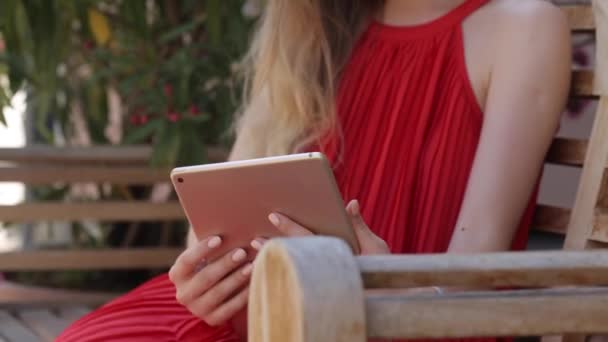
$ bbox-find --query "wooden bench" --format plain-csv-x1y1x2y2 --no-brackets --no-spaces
0,144,227,271
0,145,226,341
0,1,603,340
248,237,608,342
532,1,606,242
0,283,112,342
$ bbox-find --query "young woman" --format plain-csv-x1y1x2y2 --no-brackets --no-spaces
58,0,570,341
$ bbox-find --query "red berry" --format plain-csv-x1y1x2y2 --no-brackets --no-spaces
129,115,140,126
83,39,95,51
166,111,180,122
140,114,149,125
163,84,173,98
189,104,199,116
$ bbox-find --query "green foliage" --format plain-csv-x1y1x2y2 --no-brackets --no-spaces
0,0,255,166
0,1,256,290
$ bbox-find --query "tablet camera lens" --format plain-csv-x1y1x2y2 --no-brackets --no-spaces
177,177,184,183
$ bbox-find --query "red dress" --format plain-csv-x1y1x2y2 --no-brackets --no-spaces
58,0,534,340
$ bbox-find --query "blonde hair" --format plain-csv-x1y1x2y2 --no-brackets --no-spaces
237,0,379,157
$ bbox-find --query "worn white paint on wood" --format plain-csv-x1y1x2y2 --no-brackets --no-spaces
250,239,608,339
248,237,366,342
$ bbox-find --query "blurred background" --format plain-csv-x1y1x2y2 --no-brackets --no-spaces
0,0,259,291
0,0,596,292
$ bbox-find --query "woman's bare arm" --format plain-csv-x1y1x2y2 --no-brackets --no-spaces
448,1,571,253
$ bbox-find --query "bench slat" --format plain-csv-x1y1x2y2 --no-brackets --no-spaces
0,145,151,165
0,248,181,270
0,145,227,165
358,250,608,288
572,70,595,97
0,311,41,342
563,5,595,31
533,204,570,235
0,282,114,306
0,166,170,184
591,207,608,242
18,309,70,342
545,138,587,167
0,202,184,222
0,166,170,185
56,306,92,323
366,287,608,339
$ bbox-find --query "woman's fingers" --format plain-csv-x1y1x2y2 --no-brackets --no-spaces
250,237,268,251
169,236,222,284
268,212,314,236
177,247,248,306
203,286,251,327
189,262,253,320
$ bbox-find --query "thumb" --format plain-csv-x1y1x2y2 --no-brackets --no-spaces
346,199,390,255
346,199,370,235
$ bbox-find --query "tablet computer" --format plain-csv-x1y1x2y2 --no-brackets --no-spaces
171,152,359,260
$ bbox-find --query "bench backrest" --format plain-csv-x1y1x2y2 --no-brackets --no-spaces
533,1,608,249
0,145,226,271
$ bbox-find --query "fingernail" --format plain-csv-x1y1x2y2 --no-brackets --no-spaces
268,213,280,227
242,263,253,276
232,248,247,262
251,239,263,250
207,236,222,249
351,200,360,216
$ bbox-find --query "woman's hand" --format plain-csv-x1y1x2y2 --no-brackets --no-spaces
168,236,252,326
253,199,390,255
344,200,390,255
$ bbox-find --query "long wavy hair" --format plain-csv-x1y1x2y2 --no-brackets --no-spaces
237,0,380,157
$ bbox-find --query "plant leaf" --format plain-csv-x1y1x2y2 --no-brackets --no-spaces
205,0,222,46
123,119,163,144
159,17,204,44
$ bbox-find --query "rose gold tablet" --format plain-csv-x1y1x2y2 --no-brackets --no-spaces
171,152,359,260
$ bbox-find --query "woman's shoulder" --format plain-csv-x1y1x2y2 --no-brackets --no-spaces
482,0,568,32
467,0,570,67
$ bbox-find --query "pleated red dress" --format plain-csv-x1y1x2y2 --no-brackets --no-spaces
58,0,534,340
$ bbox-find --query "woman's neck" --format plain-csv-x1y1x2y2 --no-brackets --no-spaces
379,0,468,26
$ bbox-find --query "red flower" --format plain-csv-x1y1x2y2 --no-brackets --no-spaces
129,115,140,126
166,111,180,122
